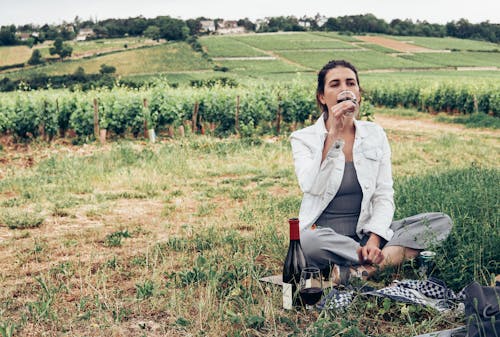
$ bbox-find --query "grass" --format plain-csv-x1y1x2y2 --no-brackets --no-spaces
231,32,359,51
0,46,33,67
400,51,500,68
2,32,500,84
0,114,498,336
199,36,268,57
215,59,309,75
436,113,500,129
358,43,399,53
1,42,212,79
387,35,500,51
0,38,161,67
277,49,432,70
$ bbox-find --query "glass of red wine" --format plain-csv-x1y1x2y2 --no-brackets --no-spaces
336,90,358,118
299,267,323,310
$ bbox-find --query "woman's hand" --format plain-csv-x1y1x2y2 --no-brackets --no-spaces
325,100,357,137
357,233,385,265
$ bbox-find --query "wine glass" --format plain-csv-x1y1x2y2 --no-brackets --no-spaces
299,267,323,310
336,90,358,118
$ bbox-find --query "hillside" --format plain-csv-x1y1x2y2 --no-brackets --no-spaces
0,32,499,84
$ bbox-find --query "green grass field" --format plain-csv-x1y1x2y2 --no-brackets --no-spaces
1,32,499,86
0,38,161,67
277,50,430,70
215,59,309,75
1,43,212,79
388,35,500,51
0,111,498,336
400,51,500,68
231,32,359,51
200,36,269,57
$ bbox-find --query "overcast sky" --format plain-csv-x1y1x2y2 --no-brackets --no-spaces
1,0,499,26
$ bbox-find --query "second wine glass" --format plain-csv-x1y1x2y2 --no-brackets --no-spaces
299,267,323,310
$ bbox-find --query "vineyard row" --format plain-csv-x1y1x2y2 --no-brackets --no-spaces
0,81,498,140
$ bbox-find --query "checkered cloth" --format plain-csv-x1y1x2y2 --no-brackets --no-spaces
317,288,354,311
319,277,465,312
368,277,465,312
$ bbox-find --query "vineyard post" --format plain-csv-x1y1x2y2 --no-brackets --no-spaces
143,98,149,139
56,99,64,138
93,98,99,139
39,100,46,141
192,102,199,133
276,95,282,135
235,95,240,134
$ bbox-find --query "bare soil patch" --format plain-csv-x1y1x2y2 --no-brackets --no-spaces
374,114,499,137
356,36,433,53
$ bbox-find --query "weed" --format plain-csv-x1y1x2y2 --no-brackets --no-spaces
0,321,16,337
136,280,154,300
104,229,131,247
2,209,45,229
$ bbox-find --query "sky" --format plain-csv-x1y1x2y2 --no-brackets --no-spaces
1,0,499,27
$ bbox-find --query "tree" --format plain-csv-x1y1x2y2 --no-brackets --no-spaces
0,25,17,46
186,19,202,36
237,18,256,32
156,16,189,41
27,49,44,65
49,37,73,59
144,25,161,41
99,64,116,75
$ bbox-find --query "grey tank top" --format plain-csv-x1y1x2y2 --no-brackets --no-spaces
315,161,362,237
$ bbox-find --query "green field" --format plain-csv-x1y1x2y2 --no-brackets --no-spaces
200,36,268,57
357,43,399,53
1,32,499,86
1,43,212,79
277,50,430,70
231,32,359,50
388,35,500,51
215,59,309,75
310,31,364,42
0,38,161,67
400,51,500,68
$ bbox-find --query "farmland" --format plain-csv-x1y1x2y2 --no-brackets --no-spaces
0,113,498,336
0,31,499,336
1,32,499,84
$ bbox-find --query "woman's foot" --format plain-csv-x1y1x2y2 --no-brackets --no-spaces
324,264,371,286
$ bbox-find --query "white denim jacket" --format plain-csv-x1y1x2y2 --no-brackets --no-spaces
290,116,395,241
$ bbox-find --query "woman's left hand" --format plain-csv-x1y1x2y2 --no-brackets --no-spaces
357,234,384,265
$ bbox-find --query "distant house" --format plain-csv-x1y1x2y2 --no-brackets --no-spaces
255,19,268,31
315,14,328,28
76,28,95,41
299,16,311,29
16,32,32,41
217,20,245,35
64,24,75,33
200,20,216,33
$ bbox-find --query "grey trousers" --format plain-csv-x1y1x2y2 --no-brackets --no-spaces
300,212,453,269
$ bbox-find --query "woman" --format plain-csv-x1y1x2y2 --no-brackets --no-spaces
290,60,452,284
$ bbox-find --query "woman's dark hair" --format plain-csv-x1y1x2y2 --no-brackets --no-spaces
316,60,360,114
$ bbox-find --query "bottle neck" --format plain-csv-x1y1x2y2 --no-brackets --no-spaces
289,219,300,241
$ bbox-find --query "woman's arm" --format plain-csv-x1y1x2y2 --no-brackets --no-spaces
290,129,344,195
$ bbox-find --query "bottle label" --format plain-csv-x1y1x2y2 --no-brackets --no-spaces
283,283,292,310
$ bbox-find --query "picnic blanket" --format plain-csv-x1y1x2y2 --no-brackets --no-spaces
318,277,465,312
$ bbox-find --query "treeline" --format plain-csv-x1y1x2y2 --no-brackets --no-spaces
0,64,155,92
1,14,498,47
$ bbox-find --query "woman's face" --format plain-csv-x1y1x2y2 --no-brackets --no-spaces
318,66,361,111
